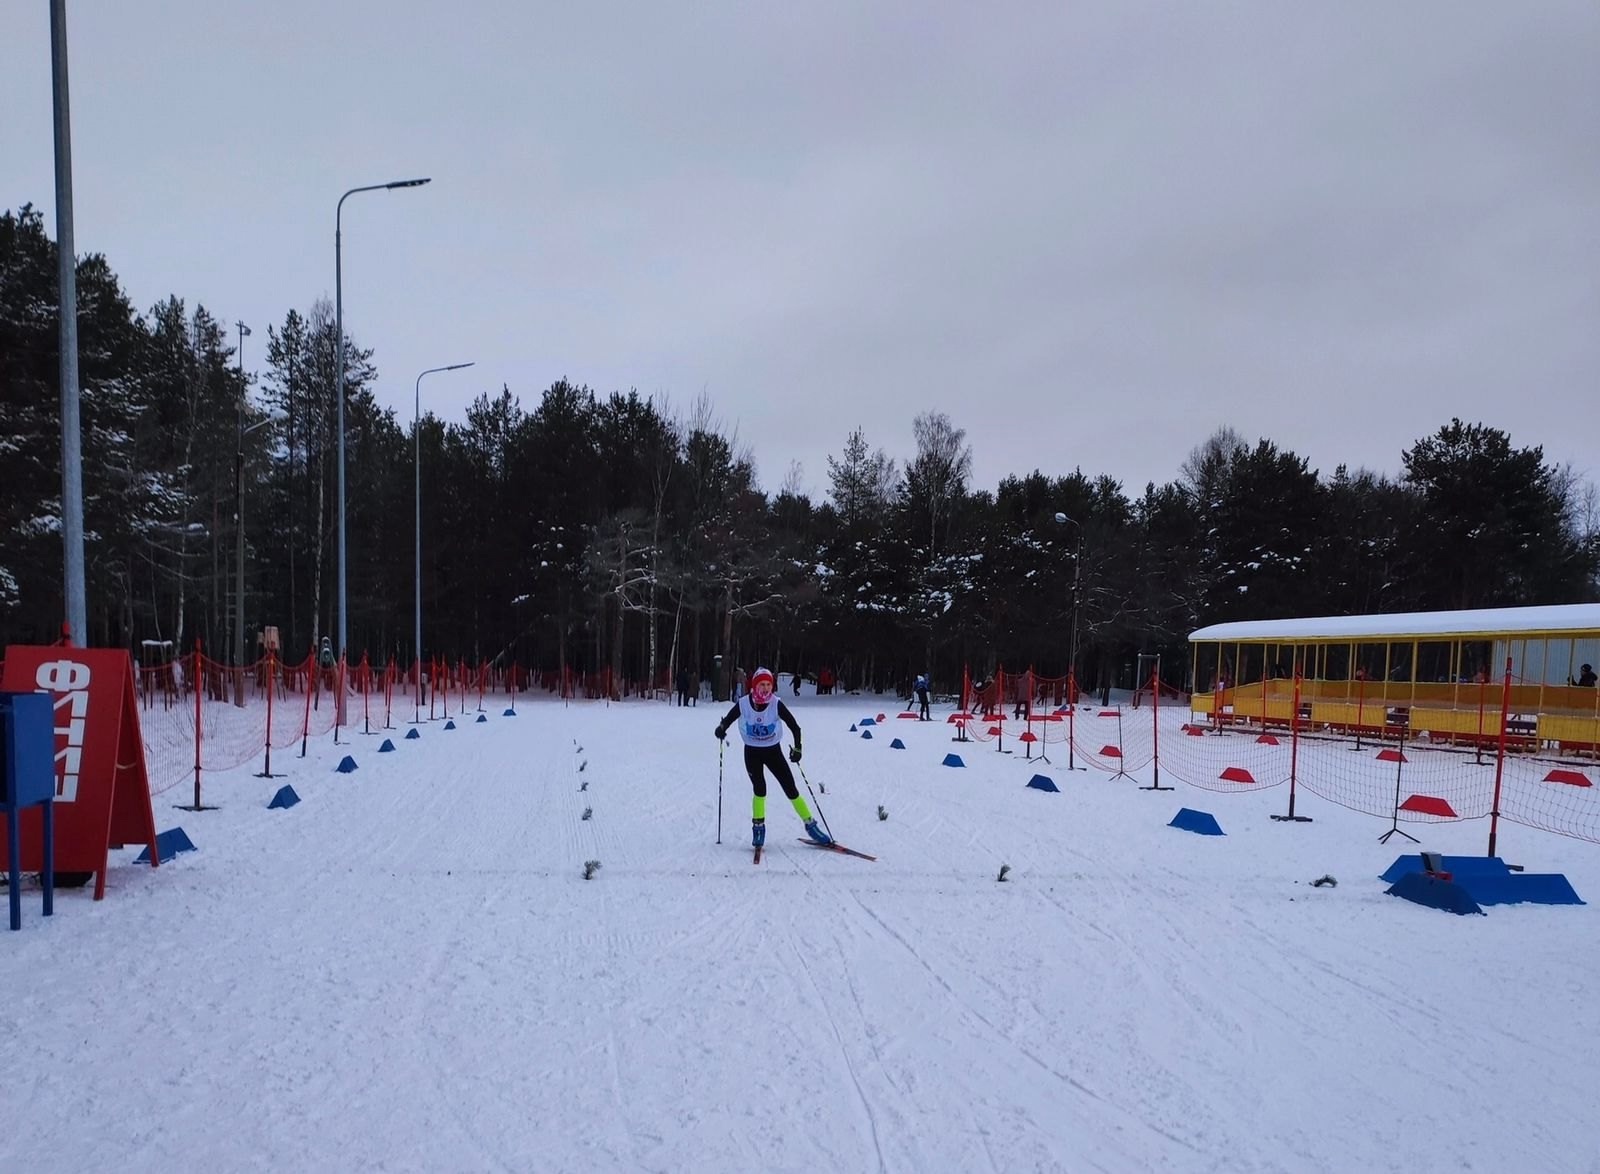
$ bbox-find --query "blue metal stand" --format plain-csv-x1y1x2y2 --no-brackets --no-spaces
3,692,56,930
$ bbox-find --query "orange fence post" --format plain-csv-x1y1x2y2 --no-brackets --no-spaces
256,649,278,778
300,645,316,758
1273,669,1311,822
193,639,203,809
1489,657,1514,857
333,656,346,744
1475,675,1488,765
1353,672,1367,752
1067,667,1082,771
1140,660,1170,791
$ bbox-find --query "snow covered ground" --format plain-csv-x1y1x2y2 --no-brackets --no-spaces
5,685,1599,1172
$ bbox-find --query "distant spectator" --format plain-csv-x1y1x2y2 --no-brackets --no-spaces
915,673,931,721
676,666,692,707
1573,663,1597,688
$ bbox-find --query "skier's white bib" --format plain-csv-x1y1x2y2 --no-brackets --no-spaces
738,694,783,747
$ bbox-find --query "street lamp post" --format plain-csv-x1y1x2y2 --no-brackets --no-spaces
233,320,252,679
336,177,430,668
52,0,86,646
413,362,475,721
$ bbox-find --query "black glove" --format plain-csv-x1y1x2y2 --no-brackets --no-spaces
714,724,727,741
788,744,802,763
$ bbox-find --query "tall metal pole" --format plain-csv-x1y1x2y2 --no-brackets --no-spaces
335,177,430,666
335,200,348,661
1070,531,1082,687
52,0,86,646
413,371,418,720
234,321,251,672
413,362,474,721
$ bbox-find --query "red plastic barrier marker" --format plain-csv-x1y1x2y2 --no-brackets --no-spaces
1399,795,1457,818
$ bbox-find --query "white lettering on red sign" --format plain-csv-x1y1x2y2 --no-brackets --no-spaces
37,658,91,802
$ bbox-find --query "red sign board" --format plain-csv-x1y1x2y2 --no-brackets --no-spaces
1,646,159,899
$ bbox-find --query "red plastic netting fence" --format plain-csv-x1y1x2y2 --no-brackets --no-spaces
1020,663,1600,845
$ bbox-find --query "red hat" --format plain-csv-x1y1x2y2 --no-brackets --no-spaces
751,667,775,691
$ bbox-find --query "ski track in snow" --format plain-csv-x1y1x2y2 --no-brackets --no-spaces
3,692,1600,1172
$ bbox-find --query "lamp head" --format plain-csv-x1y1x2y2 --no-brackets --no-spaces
387,177,432,189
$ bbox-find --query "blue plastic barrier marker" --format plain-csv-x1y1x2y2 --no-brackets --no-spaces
503,707,516,717
135,827,196,863
942,753,965,768
267,785,300,810
476,713,487,723
889,738,906,749
861,730,873,740
1460,874,1584,906
860,717,876,727
405,728,421,740
1026,774,1059,793
378,738,396,753
1168,808,1224,836
444,719,457,731
1386,871,1485,915
335,755,358,774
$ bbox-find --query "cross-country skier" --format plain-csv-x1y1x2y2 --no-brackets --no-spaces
714,666,830,848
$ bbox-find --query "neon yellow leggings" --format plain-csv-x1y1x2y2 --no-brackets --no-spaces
752,792,813,822
745,745,811,821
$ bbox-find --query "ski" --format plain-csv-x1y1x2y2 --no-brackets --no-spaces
796,839,877,862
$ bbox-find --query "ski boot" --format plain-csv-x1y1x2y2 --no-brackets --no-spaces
752,819,766,849
803,819,832,846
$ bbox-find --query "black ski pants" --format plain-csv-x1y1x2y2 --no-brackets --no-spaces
744,744,799,800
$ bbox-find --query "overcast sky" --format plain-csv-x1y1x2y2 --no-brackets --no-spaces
4,2,1596,500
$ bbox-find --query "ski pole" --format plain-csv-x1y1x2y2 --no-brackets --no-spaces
794,760,832,840
716,737,724,844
